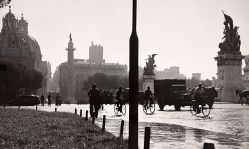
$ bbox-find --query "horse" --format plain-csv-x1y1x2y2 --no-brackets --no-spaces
236,90,249,105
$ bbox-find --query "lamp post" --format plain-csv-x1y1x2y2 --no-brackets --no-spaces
129,0,139,148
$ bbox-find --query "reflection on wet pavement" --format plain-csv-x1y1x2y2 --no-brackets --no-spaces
17,103,249,148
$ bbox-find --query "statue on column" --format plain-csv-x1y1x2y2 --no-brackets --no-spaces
218,11,241,53
144,54,157,75
69,33,72,42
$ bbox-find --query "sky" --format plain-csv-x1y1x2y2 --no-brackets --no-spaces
1,0,249,79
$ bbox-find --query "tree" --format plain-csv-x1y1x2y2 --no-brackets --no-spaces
0,0,11,8
0,61,23,103
24,69,43,90
0,61,43,103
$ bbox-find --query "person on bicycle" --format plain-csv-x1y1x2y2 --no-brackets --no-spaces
194,83,206,113
144,86,153,106
116,87,124,112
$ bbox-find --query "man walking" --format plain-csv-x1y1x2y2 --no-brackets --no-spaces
88,84,101,118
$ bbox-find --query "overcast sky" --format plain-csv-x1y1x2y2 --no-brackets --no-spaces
1,0,249,79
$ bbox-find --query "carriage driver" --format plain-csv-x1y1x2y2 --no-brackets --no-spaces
116,87,124,112
194,83,206,113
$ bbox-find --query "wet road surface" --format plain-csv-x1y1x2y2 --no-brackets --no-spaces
13,103,249,149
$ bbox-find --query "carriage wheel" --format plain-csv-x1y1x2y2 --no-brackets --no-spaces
114,103,126,115
143,102,148,113
121,104,126,115
143,101,155,115
190,105,198,115
201,104,211,117
149,102,155,114
114,103,119,114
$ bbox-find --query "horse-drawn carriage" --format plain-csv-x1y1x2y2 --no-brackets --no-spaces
154,79,216,111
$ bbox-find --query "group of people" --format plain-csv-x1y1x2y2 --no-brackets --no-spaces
40,93,61,106
40,93,51,106
88,84,154,118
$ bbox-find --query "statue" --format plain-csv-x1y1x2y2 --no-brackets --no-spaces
69,33,72,42
222,10,233,30
144,54,157,75
218,11,241,53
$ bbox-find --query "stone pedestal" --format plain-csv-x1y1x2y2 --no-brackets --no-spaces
143,74,156,93
215,53,244,103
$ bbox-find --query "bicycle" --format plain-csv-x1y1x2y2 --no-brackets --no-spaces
143,99,155,115
190,99,211,117
114,101,126,115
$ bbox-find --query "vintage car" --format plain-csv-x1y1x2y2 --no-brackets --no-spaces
154,79,215,111
7,95,40,106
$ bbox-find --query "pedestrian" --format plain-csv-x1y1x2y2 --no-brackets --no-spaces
115,86,124,112
47,93,51,106
40,94,45,106
88,84,101,118
55,93,60,106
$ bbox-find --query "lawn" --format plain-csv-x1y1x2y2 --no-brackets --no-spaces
0,108,128,148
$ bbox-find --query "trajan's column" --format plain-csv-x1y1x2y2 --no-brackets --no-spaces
215,11,244,102
65,34,76,104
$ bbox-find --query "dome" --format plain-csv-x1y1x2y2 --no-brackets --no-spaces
5,11,15,19
0,10,41,60
0,30,41,59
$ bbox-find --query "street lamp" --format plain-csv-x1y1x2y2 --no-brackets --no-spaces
129,0,139,148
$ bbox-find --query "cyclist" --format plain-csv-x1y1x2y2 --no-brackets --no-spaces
193,83,206,114
144,86,153,107
116,87,124,112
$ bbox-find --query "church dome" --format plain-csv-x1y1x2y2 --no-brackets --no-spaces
0,8,41,60
5,11,15,19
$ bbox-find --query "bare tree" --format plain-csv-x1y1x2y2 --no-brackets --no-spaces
0,0,11,8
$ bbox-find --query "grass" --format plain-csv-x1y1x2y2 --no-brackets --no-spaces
0,108,128,148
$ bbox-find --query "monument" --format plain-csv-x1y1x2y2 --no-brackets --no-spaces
215,11,244,102
143,54,157,92
65,33,76,104
243,55,249,89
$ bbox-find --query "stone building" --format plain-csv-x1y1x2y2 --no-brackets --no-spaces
155,66,186,79
192,73,201,80
58,40,127,103
0,7,50,95
89,41,105,63
242,55,249,89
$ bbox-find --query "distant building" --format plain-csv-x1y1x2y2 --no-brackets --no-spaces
58,40,127,103
88,41,105,63
192,73,201,80
243,55,249,90
155,66,186,79
0,7,50,95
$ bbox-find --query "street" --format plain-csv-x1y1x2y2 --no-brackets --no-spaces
19,103,249,148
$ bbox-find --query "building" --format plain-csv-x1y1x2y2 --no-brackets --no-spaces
192,73,201,80
242,55,249,90
0,7,50,95
155,66,186,79
58,40,127,103
88,41,105,63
